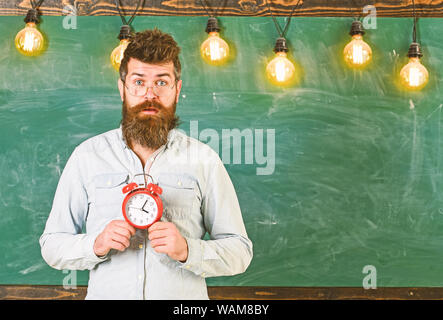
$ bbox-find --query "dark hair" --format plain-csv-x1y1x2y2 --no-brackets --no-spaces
119,28,181,82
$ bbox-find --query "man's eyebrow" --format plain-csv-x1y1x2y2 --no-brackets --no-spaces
129,72,145,77
129,72,172,78
154,73,172,78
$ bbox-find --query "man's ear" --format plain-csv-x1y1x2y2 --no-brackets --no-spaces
175,79,183,104
118,78,124,101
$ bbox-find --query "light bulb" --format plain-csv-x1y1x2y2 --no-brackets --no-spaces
399,42,429,91
200,32,230,65
266,52,296,86
110,25,132,71
400,57,429,90
15,22,44,57
343,20,372,68
266,38,298,86
200,17,230,66
343,34,372,68
110,39,130,71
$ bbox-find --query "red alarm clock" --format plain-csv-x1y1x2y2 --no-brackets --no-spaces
121,175,163,229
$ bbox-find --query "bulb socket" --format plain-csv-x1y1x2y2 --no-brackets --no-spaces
118,25,132,40
273,37,289,53
205,17,221,33
24,9,40,24
349,20,365,36
407,42,423,58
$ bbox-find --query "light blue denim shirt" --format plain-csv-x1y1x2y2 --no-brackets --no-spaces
39,127,253,300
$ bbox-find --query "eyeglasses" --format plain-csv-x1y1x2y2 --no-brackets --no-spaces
122,78,178,97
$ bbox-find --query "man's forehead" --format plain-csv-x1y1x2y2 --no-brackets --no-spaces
127,58,174,77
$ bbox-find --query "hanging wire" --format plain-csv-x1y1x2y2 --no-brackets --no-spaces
266,0,302,38
412,0,418,42
349,0,361,21
30,0,45,10
115,0,145,26
199,0,228,18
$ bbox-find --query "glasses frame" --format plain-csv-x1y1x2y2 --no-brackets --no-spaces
121,77,178,97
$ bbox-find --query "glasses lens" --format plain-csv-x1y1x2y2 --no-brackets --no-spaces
126,82,176,97
153,85,168,97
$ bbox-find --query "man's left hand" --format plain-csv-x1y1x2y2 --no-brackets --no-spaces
148,221,188,262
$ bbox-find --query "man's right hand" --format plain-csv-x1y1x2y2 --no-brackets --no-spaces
93,220,136,257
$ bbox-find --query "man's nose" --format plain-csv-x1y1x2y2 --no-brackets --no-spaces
143,87,158,100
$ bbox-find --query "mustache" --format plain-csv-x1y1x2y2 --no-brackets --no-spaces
129,100,164,114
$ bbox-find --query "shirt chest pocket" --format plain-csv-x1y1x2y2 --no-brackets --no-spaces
93,173,129,219
157,173,197,219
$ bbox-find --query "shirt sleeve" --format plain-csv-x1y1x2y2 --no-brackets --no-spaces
39,147,108,270
179,154,253,277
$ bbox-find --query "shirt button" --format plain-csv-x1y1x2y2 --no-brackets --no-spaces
138,275,143,280
139,244,143,249
178,181,182,186
185,265,190,269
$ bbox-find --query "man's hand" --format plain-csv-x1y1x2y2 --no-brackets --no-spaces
93,220,136,257
148,221,188,262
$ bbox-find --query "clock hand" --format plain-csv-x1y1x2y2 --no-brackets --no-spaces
128,206,143,211
129,205,150,214
142,200,155,213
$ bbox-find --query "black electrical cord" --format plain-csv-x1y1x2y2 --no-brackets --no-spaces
199,0,228,18
25,0,45,24
114,0,145,40
349,0,361,21
266,0,302,39
114,0,145,26
412,0,417,42
407,0,423,58
30,0,45,10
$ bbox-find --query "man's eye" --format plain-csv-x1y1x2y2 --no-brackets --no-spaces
155,80,167,87
134,80,144,86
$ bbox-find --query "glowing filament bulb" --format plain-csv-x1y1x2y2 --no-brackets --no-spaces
266,52,296,86
343,34,372,68
352,43,363,64
15,22,45,56
400,57,429,90
110,39,129,71
201,32,229,65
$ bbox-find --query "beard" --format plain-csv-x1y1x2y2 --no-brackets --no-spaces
120,93,180,150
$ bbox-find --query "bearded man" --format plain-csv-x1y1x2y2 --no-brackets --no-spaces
40,29,253,300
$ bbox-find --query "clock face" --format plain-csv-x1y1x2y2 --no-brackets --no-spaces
123,191,160,228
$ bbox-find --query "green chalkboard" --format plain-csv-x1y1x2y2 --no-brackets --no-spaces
1,15,443,288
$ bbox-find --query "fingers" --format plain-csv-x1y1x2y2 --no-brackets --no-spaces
147,221,188,262
150,237,168,249
148,227,169,249
109,239,128,252
148,229,168,241
148,222,174,245
110,232,131,250
114,225,135,240
148,221,171,233
151,244,169,254
111,220,136,236
108,220,136,251
93,220,136,256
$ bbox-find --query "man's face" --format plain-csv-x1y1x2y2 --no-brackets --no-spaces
118,58,183,149
118,58,182,111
